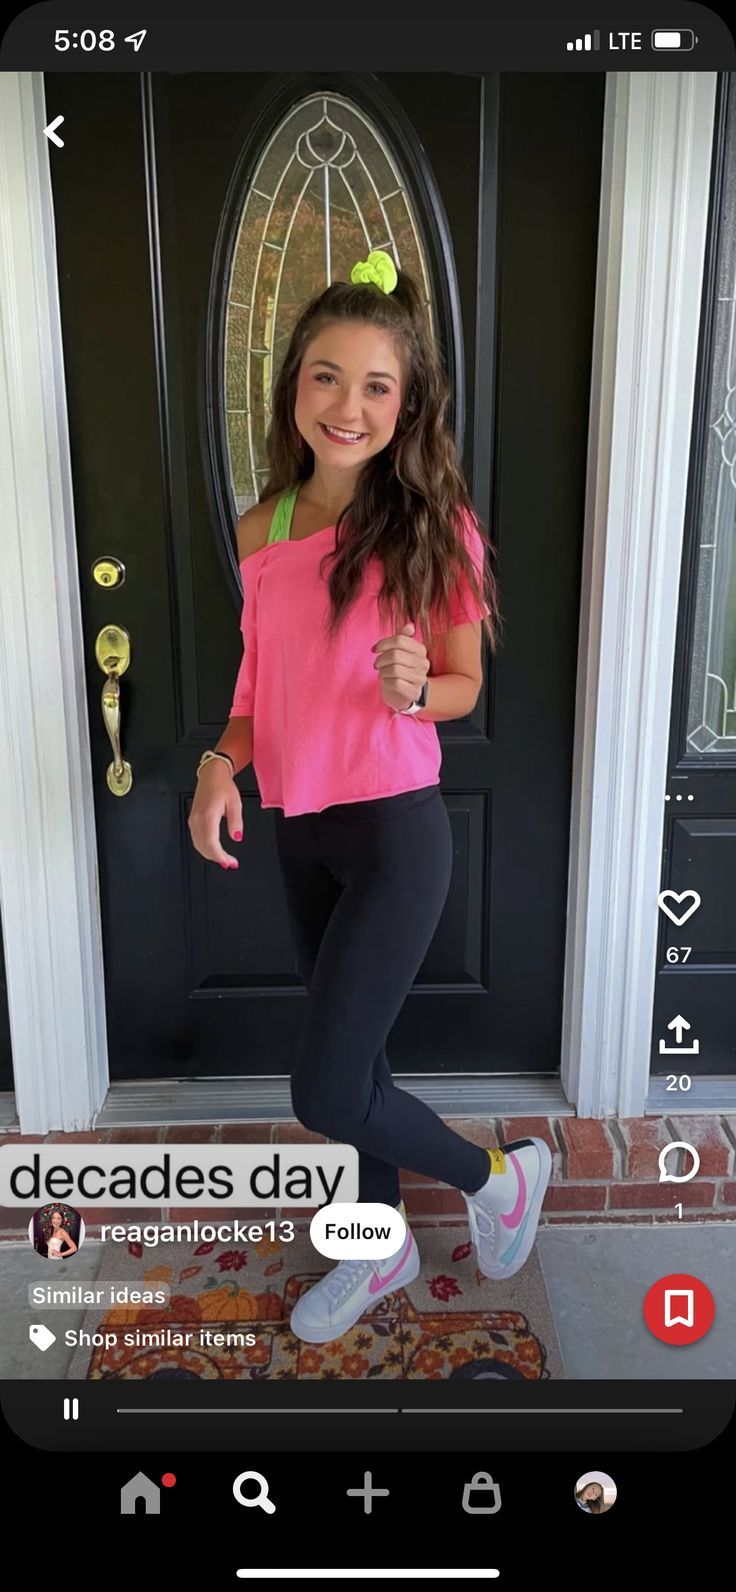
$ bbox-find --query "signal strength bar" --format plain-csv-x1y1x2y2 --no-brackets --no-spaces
567,30,600,50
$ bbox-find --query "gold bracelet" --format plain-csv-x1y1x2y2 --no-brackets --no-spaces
196,750,234,780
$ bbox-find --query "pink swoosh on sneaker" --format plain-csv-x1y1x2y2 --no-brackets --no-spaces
499,1152,527,1229
368,1232,414,1293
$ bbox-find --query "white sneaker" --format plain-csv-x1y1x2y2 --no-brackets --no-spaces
290,1222,420,1344
464,1138,552,1281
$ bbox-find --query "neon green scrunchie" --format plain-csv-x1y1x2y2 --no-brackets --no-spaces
350,249,398,294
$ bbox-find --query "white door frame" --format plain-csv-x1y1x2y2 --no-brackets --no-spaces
561,70,718,1115
0,72,108,1132
0,70,719,1131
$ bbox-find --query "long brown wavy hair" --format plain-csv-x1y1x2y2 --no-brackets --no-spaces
576,1483,605,1514
258,268,502,653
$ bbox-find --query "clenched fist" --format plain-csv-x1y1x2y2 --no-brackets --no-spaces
371,622,429,713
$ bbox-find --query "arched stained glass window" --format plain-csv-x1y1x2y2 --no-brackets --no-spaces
222,93,438,514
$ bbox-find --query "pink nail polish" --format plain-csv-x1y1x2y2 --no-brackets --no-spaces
233,831,242,841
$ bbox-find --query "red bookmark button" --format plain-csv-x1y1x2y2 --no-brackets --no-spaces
643,1273,715,1345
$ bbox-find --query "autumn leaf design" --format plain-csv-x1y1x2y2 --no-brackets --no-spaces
452,1241,473,1263
429,1273,463,1302
216,1249,248,1272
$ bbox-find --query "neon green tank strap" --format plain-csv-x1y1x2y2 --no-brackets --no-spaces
267,485,299,544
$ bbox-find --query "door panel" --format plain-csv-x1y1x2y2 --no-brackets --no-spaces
653,75,736,1080
0,921,11,1090
46,70,603,1078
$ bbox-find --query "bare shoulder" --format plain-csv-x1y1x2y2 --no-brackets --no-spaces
236,493,282,564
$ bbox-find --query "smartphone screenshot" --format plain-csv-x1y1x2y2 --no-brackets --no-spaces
0,2,734,1581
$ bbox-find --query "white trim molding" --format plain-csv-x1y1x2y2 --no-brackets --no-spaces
0,73,109,1130
562,72,718,1116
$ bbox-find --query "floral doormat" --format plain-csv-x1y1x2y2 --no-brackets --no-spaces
68,1224,565,1380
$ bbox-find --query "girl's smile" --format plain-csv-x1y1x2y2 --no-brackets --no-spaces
318,422,368,445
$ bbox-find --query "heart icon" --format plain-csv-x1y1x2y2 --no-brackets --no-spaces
657,890,701,926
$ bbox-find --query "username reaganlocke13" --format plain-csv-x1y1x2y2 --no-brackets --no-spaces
0,1145,358,1206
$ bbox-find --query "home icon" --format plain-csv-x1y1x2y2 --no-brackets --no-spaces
120,1471,161,1515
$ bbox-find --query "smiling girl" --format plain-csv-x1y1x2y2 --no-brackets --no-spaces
46,1207,77,1259
188,251,552,1344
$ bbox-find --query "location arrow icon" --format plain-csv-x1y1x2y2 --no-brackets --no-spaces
44,116,64,148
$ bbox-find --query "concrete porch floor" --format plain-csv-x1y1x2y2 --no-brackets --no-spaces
2,1221,734,1380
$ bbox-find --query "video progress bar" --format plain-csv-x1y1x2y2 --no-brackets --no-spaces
118,1407,399,1415
117,1406,683,1415
408,1407,684,1415
236,1572,500,1581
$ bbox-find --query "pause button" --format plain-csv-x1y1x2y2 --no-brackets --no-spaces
63,1397,79,1421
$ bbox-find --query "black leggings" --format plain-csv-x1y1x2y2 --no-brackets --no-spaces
273,786,491,1206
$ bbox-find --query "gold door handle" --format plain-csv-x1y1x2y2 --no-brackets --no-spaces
95,625,133,796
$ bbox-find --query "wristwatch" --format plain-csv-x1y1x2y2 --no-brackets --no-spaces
399,680,429,715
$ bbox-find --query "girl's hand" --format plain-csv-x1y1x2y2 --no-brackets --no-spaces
188,761,243,871
371,623,429,712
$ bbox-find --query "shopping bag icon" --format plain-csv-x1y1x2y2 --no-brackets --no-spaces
664,1288,694,1327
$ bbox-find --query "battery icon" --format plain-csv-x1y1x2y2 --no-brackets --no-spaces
651,28,696,49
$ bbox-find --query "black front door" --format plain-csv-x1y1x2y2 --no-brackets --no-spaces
0,932,10,1089
46,69,603,1080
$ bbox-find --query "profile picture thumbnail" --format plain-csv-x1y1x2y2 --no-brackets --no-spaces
29,1203,84,1260
574,1471,617,1514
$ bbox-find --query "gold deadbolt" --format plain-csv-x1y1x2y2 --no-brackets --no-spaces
92,556,126,589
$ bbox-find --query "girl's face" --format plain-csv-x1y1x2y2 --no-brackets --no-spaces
294,320,404,473
51,1212,62,1228
582,1484,602,1502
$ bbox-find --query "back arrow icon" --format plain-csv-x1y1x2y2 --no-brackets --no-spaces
44,116,64,148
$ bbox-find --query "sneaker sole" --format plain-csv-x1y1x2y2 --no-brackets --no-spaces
289,1246,421,1345
474,1137,553,1282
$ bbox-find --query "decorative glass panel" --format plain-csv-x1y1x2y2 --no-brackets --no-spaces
223,94,436,514
686,90,736,754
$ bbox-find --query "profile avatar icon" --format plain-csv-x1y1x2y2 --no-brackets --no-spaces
574,1471,617,1514
30,1203,83,1260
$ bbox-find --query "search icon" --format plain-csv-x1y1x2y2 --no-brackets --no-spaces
233,1471,276,1514
658,1141,700,1184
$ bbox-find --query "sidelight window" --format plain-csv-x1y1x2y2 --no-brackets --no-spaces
687,83,736,755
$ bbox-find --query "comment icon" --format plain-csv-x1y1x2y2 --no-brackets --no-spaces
658,1141,700,1183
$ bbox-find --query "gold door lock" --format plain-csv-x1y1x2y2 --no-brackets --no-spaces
94,625,133,796
91,556,126,589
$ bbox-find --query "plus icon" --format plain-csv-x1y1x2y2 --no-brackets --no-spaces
346,1470,390,1515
